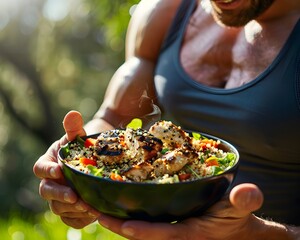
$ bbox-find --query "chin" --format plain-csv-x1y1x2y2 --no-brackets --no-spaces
212,13,248,28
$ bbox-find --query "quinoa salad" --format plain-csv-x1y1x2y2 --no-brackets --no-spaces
60,120,237,183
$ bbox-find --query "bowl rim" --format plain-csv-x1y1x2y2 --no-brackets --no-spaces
58,130,239,186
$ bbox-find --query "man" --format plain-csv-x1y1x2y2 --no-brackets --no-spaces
33,0,300,239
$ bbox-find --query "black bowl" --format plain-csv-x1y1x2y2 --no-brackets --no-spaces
58,132,239,222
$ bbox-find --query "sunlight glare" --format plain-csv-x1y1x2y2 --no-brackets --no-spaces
11,231,25,240
67,228,82,240
43,0,72,22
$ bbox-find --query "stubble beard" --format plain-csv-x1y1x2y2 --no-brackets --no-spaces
210,0,275,27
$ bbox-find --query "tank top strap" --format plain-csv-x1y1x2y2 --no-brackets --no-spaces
278,17,300,111
160,0,197,52
293,19,300,110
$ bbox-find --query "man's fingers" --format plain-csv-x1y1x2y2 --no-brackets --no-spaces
63,110,86,140
34,111,85,180
39,179,78,203
98,214,184,240
33,155,62,179
61,216,97,229
230,183,264,214
50,199,100,217
120,220,184,240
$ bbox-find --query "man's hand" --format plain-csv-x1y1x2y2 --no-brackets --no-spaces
33,111,100,229
97,183,264,240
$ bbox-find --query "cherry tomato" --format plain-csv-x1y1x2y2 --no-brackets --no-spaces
178,173,191,181
80,157,97,166
205,156,219,167
84,138,97,148
110,172,124,181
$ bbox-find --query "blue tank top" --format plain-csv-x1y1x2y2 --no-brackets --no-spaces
154,0,300,225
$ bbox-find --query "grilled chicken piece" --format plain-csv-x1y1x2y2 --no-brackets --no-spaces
124,128,163,162
153,148,198,177
148,120,191,150
95,129,125,164
123,162,153,182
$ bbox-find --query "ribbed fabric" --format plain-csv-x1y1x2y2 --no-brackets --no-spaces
154,0,300,225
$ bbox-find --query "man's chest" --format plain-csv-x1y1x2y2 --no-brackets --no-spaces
180,23,285,89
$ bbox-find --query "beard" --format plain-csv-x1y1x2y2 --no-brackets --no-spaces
210,0,276,27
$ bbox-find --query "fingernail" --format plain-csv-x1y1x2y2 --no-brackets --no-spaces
64,192,72,203
88,211,98,218
50,168,57,178
122,227,135,237
241,191,252,207
240,189,259,209
75,204,85,211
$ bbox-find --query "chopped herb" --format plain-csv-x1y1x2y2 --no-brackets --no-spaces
161,148,169,154
76,135,85,147
192,132,201,140
212,166,224,175
218,152,236,166
199,155,205,164
186,165,202,179
61,144,70,158
87,165,104,177
126,118,143,130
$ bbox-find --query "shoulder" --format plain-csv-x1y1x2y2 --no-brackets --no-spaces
125,0,184,61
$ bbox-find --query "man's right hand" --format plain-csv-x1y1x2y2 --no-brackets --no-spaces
33,111,100,229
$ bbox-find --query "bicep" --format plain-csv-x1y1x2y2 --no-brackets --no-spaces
94,0,181,127
125,0,182,60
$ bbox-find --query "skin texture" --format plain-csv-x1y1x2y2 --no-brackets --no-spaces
33,0,300,238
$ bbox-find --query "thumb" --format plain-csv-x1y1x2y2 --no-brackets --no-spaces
229,183,264,216
63,110,86,141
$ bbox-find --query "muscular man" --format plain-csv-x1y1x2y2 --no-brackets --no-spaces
33,0,300,239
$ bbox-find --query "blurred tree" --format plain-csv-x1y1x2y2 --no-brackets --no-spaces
0,0,139,218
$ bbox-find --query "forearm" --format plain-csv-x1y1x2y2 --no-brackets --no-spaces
251,215,300,240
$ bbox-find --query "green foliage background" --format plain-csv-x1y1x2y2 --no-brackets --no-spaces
0,0,138,238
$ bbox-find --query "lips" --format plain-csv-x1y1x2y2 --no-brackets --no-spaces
213,0,235,3
217,0,235,2
211,0,242,10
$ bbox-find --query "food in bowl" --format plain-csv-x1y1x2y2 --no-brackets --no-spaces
58,120,239,222
60,120,237,184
